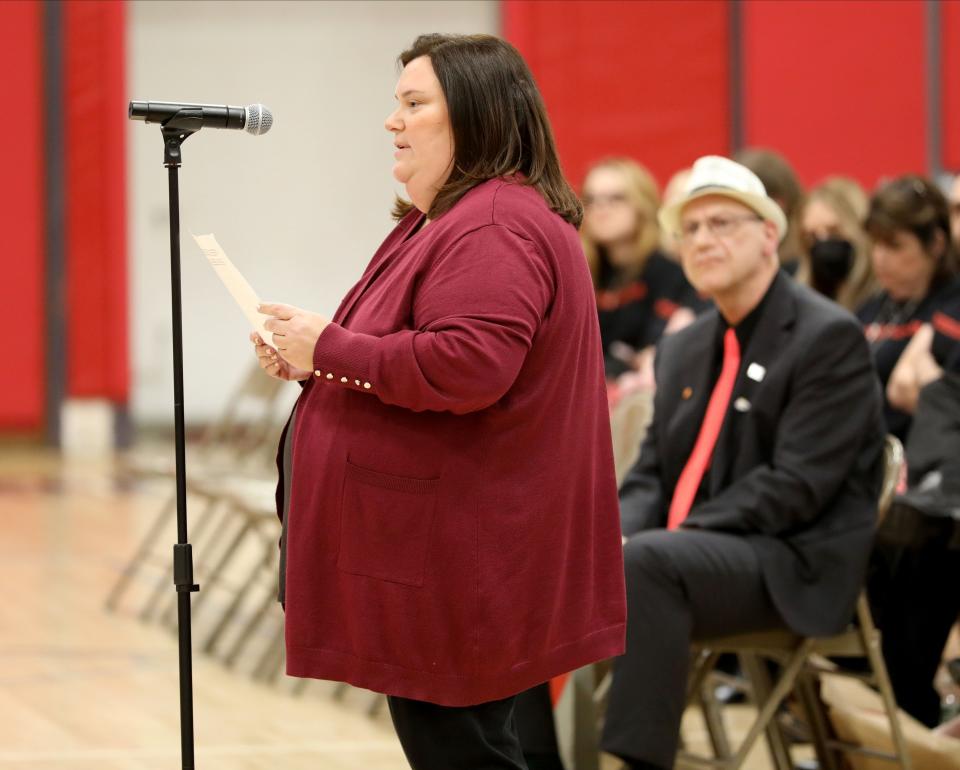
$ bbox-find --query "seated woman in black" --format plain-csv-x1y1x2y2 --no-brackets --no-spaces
580,158,705,385
870,284,960,728
887,281,960,412
857,175,960,442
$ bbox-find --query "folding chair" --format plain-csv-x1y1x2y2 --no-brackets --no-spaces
105,364,289,613
681,435,912,770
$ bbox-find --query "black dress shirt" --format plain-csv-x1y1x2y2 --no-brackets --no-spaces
694,271,779,503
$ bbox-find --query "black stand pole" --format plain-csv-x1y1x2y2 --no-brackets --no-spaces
161,117,202,770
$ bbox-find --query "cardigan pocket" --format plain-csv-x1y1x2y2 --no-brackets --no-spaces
337,459,440,587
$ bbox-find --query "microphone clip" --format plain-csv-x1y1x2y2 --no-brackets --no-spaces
161,109,203,167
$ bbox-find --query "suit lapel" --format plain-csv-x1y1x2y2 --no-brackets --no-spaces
709,272,797,495
666,310,719,485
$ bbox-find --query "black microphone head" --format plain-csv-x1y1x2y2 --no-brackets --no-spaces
244,104,273,135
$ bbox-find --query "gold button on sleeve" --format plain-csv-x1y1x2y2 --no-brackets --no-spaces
340,376,348,384
363,382,372,389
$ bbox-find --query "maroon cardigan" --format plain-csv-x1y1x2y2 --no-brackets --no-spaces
278,177,625,706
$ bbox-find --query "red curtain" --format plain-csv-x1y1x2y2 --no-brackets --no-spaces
742,0,927,188
0,1,45,430
64,1,128,402
504,0,946,190
943,0,960,172
503,0,731,189
0,1,128,433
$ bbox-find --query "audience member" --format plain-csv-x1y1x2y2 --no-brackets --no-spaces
580,158,704,381
857,175,960,442
602,156,884,770
798,177,875,310
869,286,960,728
887,282,960,414
948,173,960,246
933,291,960,372
735,148,806,272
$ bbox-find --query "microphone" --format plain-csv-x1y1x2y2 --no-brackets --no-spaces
128,101,273,135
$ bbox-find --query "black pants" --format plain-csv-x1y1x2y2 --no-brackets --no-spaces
869,536,960,727
387,693,528,770
515,683,565,769
600,529,783,769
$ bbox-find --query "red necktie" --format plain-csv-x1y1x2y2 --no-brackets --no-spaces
667,328,741,530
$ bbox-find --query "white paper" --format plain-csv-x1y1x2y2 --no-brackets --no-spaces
192,233,275,348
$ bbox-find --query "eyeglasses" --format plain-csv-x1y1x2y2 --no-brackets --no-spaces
583,192,629,208
678,213,763,243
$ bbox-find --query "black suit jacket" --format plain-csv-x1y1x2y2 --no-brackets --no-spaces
620,272,885,636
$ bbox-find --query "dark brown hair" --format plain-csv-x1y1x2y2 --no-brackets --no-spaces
391,34,582,227
735,147,805,265
865,174,959,288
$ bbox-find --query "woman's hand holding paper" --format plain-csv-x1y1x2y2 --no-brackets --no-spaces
258,303,331,374
250,331,312,382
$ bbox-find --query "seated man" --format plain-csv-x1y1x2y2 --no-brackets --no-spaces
601,156,885,770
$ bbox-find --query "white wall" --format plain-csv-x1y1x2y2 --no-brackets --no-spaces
128,0,498,425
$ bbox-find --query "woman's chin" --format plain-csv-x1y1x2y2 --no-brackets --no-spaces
885,288,914,302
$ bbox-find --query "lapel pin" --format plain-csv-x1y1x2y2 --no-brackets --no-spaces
682,386,693,400
734,397,752,412
747,363,766,382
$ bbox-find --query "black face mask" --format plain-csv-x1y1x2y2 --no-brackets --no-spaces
809,237,854,296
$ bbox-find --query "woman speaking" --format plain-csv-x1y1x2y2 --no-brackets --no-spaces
251,34,625,769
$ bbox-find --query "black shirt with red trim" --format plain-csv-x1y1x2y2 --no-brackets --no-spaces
930,283,960,374
856,277,960,441
596,250,709,379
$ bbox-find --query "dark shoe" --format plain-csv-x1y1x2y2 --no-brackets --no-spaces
620,761,668,770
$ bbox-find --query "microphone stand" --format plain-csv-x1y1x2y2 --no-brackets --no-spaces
156,110,204,770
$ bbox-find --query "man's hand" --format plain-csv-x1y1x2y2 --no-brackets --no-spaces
259,302,330,373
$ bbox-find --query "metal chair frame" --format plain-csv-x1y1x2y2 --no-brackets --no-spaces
105,363,288,614
679,435,912,770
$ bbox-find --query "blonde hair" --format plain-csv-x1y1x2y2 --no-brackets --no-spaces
797,176,876,310
660,167,691,256
581,158,661,285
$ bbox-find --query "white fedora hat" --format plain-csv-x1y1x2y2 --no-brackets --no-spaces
658,155,788,242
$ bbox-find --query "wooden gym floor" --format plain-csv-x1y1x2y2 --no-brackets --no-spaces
0,445,776,770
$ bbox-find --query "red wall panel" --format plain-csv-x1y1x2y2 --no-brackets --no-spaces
64,1,128,402
943,0,960,172
503,0,730,189
742,0,926,188
0,2,45,430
